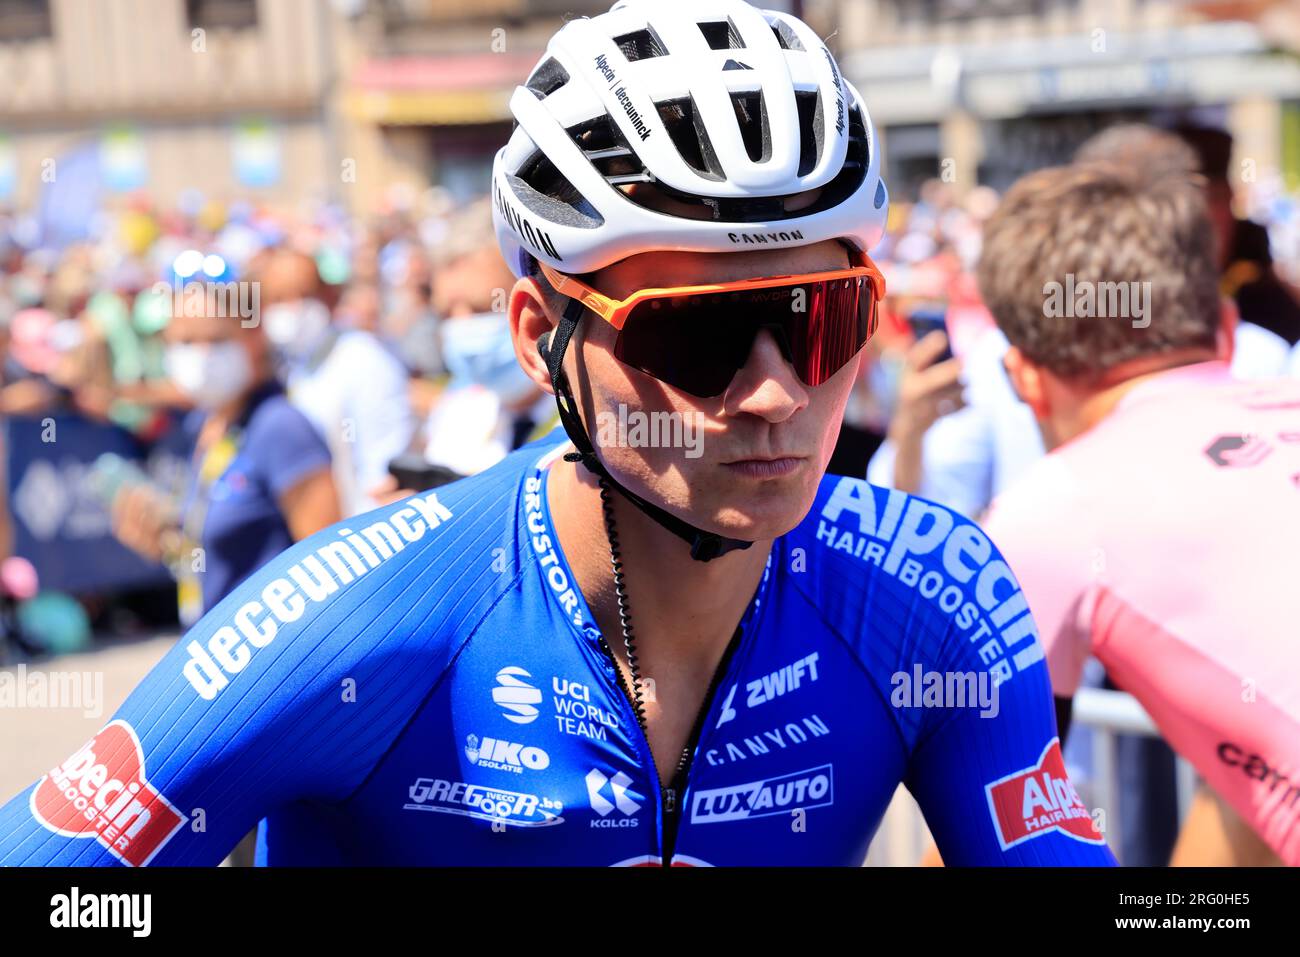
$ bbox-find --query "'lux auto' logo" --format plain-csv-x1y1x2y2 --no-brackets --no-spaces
1205,434,1272,468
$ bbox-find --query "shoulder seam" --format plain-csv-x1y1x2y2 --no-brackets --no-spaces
336,558,532,806
782,561,913,756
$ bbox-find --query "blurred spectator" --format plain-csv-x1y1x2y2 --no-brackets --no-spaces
867,125,1286,519
419,205,549,477
1175,124,1300,361
111,291,341,619
254,248,416,516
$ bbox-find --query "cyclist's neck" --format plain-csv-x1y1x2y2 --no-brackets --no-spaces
545,453,772,666
1043,347,1219,451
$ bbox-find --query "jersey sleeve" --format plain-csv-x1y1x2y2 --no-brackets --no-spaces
804,475,1115,865
900,508,1116,865
0,487,481,866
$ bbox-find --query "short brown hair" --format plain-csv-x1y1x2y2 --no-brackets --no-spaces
1073,124,1200,181
977,162,1220,381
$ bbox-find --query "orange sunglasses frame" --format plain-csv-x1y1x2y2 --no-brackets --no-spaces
537,247,887,332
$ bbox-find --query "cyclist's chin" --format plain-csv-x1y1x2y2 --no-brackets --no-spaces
684,455,823,542
603,446,823,542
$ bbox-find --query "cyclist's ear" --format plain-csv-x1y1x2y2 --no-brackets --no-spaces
509,277,558,397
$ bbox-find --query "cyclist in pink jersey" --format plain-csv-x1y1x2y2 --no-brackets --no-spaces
977,160,1300,866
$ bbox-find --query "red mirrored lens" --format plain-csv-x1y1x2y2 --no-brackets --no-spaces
615,274,877,397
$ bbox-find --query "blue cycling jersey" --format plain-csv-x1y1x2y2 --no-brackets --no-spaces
0,433,1115,866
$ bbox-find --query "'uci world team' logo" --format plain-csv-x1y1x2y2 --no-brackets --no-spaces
492,666,542,724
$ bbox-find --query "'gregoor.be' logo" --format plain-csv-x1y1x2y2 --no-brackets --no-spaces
404,777,564,827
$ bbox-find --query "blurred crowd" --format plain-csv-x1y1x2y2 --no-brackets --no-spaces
0,123,1294,637
0,186,563,632
0,118,1296,867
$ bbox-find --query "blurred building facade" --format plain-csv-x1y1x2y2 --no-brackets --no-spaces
830,0,1300,199
0,0,371,216
0,0,1295,220
342,0,608,210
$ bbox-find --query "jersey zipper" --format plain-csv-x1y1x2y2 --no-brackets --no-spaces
662,624,745,866
597,624,745,868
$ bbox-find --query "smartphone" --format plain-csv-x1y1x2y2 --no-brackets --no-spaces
906,306,954,363
387,453,464,492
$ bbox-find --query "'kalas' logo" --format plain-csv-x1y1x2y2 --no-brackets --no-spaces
30,720,187,866
984,739,1103,850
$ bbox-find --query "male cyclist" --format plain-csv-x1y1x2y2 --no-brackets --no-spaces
0,0,1112,867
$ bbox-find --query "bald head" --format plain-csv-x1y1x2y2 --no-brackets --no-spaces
255,249,325,306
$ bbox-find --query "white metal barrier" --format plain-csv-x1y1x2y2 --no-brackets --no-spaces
1070,687,1197,861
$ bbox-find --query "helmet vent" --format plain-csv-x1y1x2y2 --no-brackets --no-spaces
614,99,868,224
525,57,570,99
730,91,770,164
657,96,725,180
569,113,653,186
698,18,744,50
771,21,803,51
614,26,668,61
795,90,820,176
516,149,601,223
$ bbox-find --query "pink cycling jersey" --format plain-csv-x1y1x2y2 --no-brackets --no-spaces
984,360,1300,864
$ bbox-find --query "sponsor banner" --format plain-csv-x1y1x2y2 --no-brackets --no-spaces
6,414,179,593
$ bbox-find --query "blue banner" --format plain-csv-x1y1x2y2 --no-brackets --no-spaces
5,415,181,594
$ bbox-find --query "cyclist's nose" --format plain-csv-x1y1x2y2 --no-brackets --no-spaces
723,328,808,422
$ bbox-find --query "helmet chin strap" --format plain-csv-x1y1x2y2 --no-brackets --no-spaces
539,298,753,563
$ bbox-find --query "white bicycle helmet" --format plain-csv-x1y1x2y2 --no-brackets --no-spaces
492,0,888,278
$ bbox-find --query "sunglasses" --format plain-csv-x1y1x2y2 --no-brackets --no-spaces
538,250,885,398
